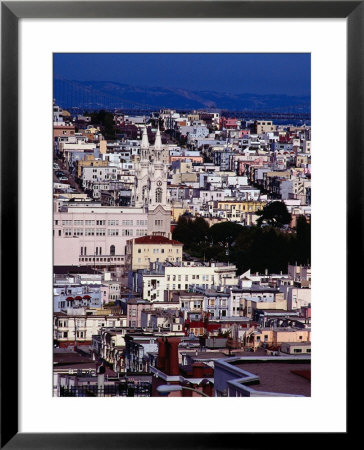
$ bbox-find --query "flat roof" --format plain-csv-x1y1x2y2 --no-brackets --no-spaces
53,266,101,275
53,352,94,365
234,360,311,396
182,351,228,360
282,341,311,347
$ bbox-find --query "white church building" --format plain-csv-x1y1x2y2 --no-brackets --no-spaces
53,126,171,269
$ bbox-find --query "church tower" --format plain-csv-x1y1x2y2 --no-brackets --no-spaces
148,125,169,208
134,126,151,208
133,124,171,237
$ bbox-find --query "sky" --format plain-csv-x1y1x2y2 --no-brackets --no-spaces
53,53,310,97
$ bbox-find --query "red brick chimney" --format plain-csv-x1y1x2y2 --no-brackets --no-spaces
181,380,193,397
192,362,205,378
157,337,167,372
201,378,213,397
165,337,181,376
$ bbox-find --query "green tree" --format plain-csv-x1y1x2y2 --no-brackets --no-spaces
190,216,210,244
256,201,291,228
209,222,244,247
90,110,115,139
295,215,311,265
231,225,297,274
172,215,193,247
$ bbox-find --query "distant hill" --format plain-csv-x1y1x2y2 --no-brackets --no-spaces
54,79,310,113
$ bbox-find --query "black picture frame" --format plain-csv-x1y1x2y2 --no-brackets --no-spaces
1,1,354,448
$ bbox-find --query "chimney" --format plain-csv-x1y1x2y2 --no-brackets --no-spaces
157,337,167,372
181,380,193,397
201,378,213,397
165,337,181,376
192,362,205,378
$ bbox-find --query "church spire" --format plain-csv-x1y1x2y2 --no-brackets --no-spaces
140,125,150,161
141,125,150,149
154,125,162,149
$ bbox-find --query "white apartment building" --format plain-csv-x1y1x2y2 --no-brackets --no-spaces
82,166,121,187
53,311,127,347
53,204,170,267
130,262,238,303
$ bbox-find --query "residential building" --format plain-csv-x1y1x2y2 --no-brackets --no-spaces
126,235,183,271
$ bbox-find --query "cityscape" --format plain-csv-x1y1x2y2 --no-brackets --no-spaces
53,53,311,398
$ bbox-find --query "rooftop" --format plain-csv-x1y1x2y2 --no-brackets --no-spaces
233,360,311,396
53,265,101,275
131,235,183,245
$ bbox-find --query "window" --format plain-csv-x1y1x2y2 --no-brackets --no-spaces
155,188,162,203
96,229,105,236
110,245,115,256
85,228,95,236
293,348,302,353
64,228,72,236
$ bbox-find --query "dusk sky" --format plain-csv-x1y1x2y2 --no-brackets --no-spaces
54,53,310,97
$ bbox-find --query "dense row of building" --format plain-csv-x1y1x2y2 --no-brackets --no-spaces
53,102,311,397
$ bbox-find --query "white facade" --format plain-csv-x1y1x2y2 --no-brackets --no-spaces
132,263,238,302
53,205,170,266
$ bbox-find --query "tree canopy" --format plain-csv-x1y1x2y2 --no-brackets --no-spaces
256,201,291,228
89,110,116,139
172,214,310,274
209,222,244,246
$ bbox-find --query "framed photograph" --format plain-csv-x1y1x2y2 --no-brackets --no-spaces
1,1,355,448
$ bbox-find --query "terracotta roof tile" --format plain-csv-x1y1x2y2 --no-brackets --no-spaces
131,235,183,245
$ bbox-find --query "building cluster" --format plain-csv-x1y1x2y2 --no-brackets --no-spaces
53,102,311,397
